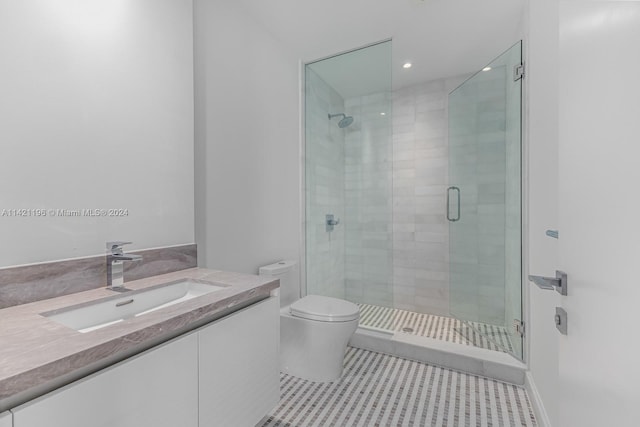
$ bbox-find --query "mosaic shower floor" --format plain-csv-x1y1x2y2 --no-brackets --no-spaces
358,304,515,354
259,346,537,427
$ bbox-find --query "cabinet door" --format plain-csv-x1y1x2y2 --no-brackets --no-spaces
13,333,198,427
199,297,279,427
0,411,11,427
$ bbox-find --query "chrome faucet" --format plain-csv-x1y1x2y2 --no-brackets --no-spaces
106,241,143,291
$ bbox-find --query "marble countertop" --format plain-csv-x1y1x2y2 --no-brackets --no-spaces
0,268,279,411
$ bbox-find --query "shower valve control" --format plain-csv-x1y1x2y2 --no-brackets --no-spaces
326,214,340,232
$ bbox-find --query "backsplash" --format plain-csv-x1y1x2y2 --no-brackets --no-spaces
0,244,197,309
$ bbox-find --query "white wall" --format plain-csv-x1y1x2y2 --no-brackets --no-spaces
0,0,195,267
524,0,560,425
194,0,300,274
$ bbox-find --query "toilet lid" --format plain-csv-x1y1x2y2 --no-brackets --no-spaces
290,295,360,322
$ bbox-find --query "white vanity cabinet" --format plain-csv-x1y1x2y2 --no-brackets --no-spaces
0,411,12,427
199,296,280,427
12,333,199,427
11,296,280,427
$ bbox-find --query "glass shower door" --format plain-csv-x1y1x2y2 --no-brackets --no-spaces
448,42,523,359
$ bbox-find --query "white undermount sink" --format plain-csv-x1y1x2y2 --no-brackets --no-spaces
43,279,227,333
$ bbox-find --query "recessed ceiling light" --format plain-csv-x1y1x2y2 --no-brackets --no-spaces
482,66,492,71
380,112,386,116
403,62,412,69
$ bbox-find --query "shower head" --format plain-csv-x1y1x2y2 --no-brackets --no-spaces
338,115,354,128
328,113,354,128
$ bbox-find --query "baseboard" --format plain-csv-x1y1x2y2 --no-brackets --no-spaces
525,371,552,427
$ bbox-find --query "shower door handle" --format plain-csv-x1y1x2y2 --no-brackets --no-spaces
446,186,460,222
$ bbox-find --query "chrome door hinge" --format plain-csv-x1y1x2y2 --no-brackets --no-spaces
513,319,525,337
513,63,525,81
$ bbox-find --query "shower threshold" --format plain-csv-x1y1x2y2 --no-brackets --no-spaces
358,304,514,353
351,304,526,384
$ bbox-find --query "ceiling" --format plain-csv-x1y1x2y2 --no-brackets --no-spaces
235,0,525,97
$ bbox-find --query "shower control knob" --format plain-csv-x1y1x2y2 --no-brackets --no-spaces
326,214,340,232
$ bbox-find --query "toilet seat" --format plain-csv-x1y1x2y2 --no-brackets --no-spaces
290,295,360,322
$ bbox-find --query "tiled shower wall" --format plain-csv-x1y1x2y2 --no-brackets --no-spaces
343,77,466,316
307,71,514,324
343,94,393,307
304,69,346,299
448,67,510,325
390,79,454,316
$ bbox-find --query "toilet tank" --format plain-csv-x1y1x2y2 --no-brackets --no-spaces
258,260,299,307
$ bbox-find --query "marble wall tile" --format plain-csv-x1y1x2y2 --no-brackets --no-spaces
308,71,511,323
384,80,455,316
305,69,346,299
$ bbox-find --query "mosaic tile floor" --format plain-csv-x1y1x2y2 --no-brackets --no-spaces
259,347,537,427
358,304,515,354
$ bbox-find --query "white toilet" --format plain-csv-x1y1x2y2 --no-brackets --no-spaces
259,260,360,382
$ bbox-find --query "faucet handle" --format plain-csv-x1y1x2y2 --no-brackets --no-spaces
106,241,132,254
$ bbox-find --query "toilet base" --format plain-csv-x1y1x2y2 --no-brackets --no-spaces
280,310,358,382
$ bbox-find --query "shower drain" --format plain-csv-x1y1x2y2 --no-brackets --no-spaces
402,327,414,333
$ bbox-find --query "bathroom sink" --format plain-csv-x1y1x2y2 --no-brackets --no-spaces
43,279,227,333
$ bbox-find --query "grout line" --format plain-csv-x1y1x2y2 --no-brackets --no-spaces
259,346,535,427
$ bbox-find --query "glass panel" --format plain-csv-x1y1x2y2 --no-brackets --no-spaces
448,41,523,359
304,41,393,308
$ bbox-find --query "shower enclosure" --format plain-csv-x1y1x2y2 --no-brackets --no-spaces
303,41,523,359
